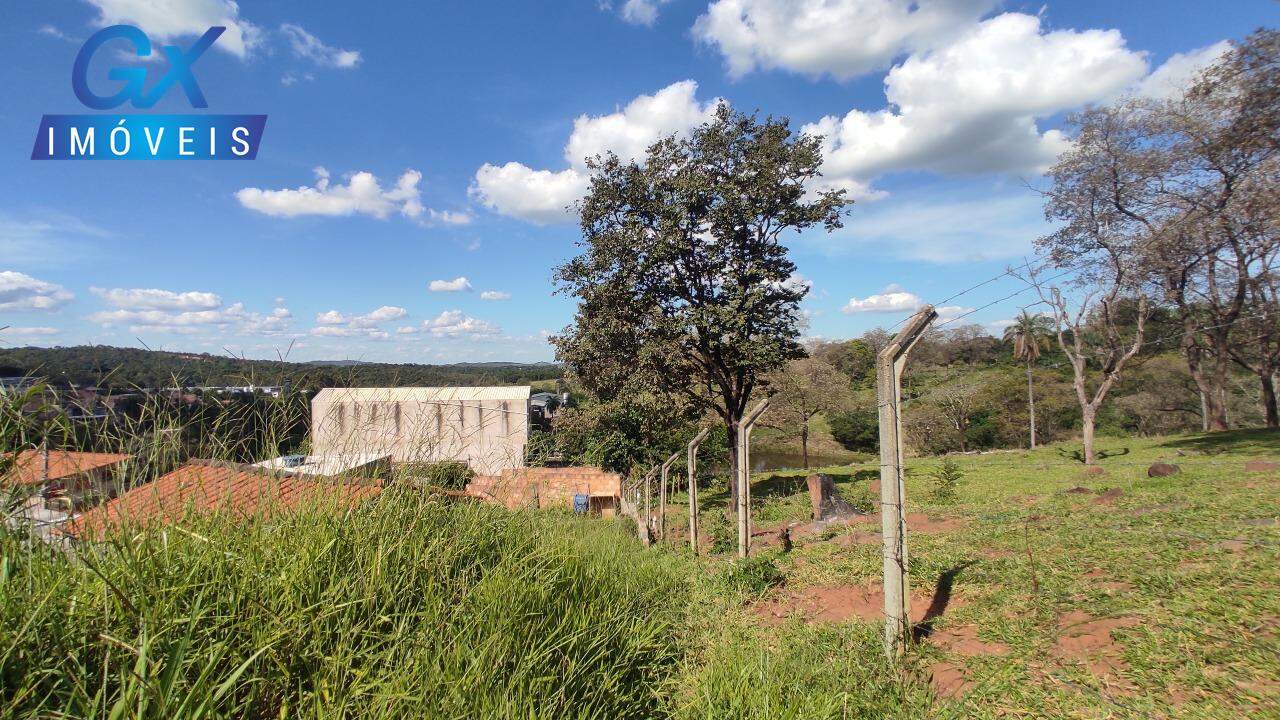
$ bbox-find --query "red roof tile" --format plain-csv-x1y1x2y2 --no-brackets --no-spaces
3,450,131,488
66,460,382,539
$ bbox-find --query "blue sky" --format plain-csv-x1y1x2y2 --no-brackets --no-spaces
1,0,1275,363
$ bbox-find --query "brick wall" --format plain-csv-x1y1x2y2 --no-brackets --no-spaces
466,466,621,514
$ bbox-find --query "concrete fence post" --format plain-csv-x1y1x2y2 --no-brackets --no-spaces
737,398,771,559
687,427,712,555
876,305,937,660
659,451,680,542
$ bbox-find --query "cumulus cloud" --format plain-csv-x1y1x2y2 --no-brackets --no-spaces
423,310,500,338
88,286,293,336
313,305,407,333
471,80,722,223
694,0,996,80
0,271,74,311
1134,41,1231,101
280,23,361,68
83,0,262,58
841,287,923,313
480,290,511,301
802,14,1148,195
90,287,220,311
237,167,424,219
428,277,473,293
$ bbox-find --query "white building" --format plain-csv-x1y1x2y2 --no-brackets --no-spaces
310,387,532,475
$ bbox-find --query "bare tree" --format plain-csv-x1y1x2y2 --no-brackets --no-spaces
762,355,853,468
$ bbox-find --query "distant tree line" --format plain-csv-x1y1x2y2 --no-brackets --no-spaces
0,345,562,391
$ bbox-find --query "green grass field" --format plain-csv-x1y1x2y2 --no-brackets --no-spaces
1,430,1276,718
663,429,1280,718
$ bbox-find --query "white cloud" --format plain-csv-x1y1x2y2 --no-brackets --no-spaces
1,326,59,339
90,287,220,311
424,310,500,338
428,277,473,293
842,288,923,313
309,306,405,340
0,271,74,311
396,326,418,335
88,287,293,336
428,209,473,226
279,23,361,68
83,0,262,58
618,0,672,26
1134,41,1231,101
801,13,1148,195
694,0,996,80
935,305,975,322
480,290,511,301
237,167,424,219
470,164,590,225
812,190,1050,263
471,80,722,223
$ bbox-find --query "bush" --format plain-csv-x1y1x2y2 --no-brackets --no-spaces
828,409,879,453
721,554,785,595
419,460,474,490
931,458,963,503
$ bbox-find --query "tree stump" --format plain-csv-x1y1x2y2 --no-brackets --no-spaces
806,474,861,520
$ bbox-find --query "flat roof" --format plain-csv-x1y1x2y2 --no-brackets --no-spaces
313,386,532,403
253,453,390,478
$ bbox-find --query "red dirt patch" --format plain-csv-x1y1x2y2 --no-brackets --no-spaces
930,625,1010,657
1054,610,1140,691
1064,486,1094,494
1244,460,1280,473
1092,488,1125,505
929,661,971,698
904,513,965,533
1215,539,1247,553
1082,466,1107,476
751,582,966,626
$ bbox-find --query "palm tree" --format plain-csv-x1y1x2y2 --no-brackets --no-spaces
1004,310,1054,449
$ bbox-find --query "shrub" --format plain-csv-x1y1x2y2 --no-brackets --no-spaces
828,409,879,453
721,554,785,595
931,458,963,503
419,460,474,490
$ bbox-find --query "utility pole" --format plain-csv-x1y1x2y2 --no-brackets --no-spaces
876,305,937,659
687,427,712,555
737,398,771,559
659,451,680,542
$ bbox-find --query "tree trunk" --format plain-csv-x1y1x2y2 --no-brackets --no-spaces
801,419,809,469
1026,359,1037,449
726,418,740,517
1260,372,1279,429
1081,406,1097,466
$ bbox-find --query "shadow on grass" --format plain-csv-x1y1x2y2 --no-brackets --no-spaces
911,561,976,643
1056,446,1130,464
1159,428,1280,456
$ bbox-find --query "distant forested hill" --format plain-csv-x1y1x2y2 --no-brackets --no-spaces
0,345,561,390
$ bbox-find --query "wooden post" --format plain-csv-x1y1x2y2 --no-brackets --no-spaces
687,427,711,555
737,398,771,559
876,305,937,660
659,451,680,542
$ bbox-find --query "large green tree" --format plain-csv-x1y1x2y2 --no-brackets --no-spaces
552,106,848,511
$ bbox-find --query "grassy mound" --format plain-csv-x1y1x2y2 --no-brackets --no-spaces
0,488,687,719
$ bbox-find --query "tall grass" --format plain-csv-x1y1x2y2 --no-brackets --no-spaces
0,490,689,719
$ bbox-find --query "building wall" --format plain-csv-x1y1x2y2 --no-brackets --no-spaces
311,390,529,475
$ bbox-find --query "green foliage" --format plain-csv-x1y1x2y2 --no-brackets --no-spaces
0,345,561,390
931,457,963,503
416,460,474,490
719,554,785,595
553,106,848,453
0,490,686,718
827,409,879,453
